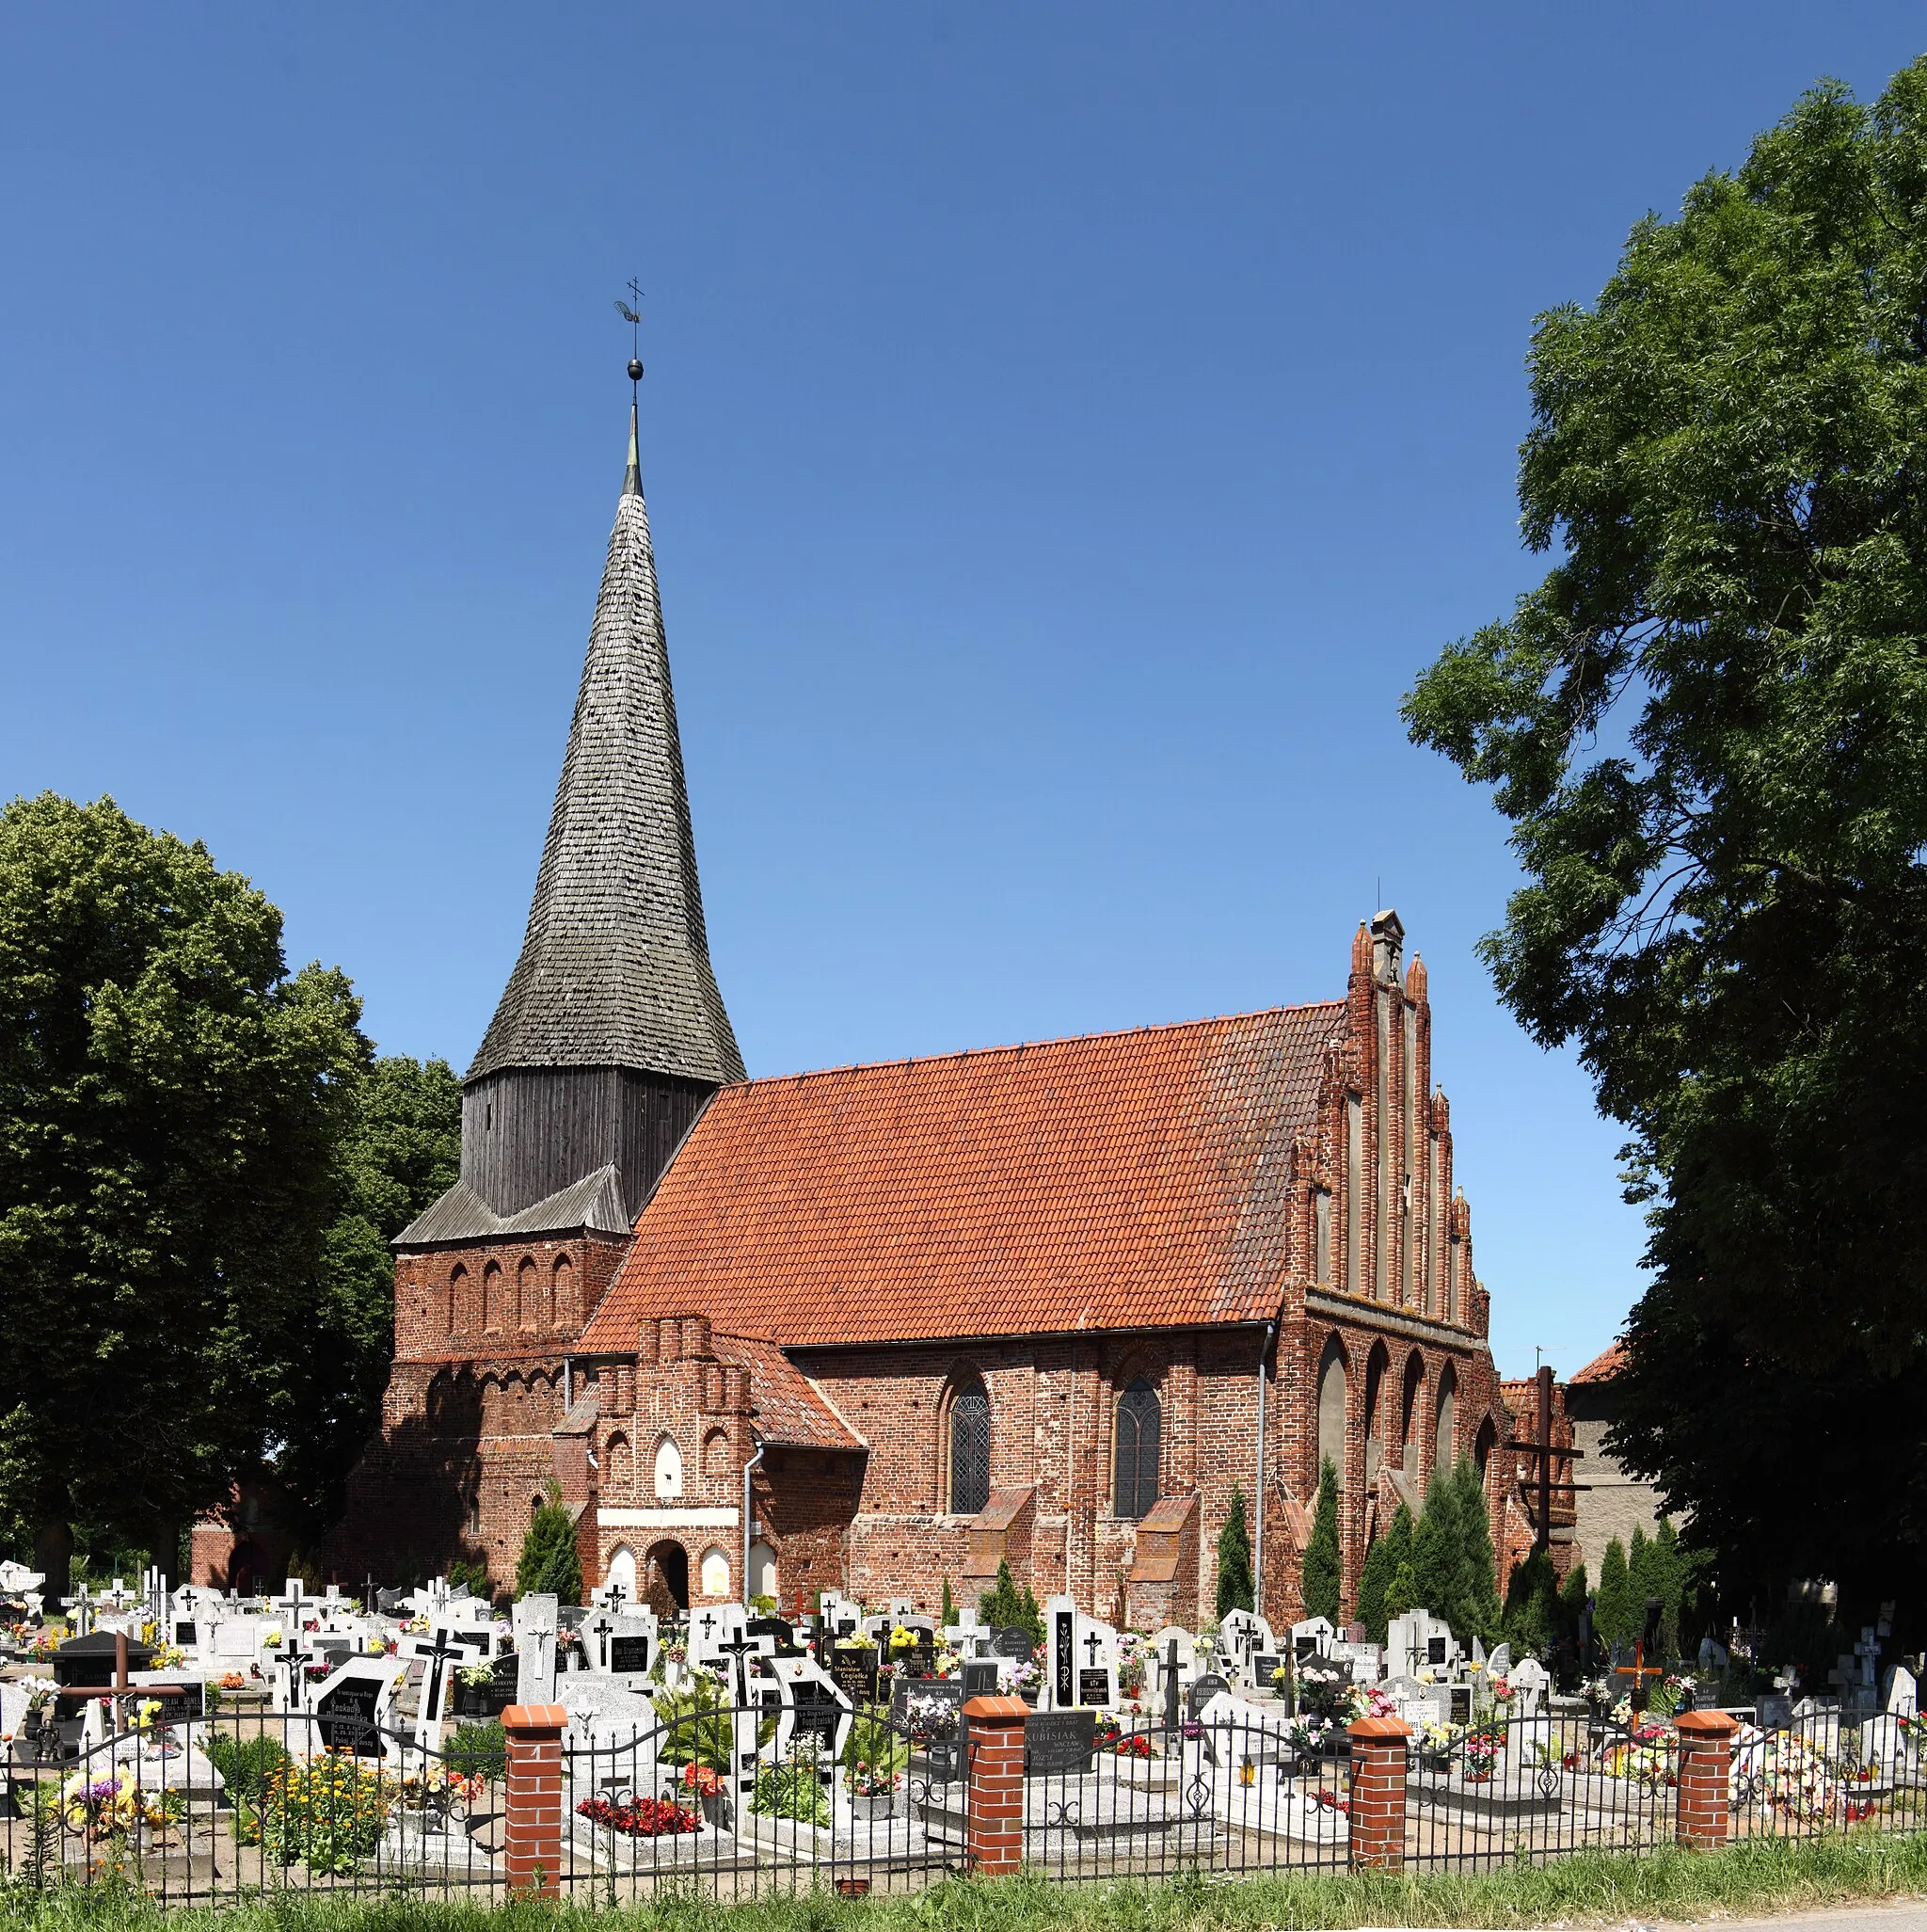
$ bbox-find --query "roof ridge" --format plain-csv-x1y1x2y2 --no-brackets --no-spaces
736,998,1349,1091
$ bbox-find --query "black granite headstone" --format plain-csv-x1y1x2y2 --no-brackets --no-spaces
1077,1668,1111,1707
1186,1673,1230,1719
1052,1609,1075,1708
961,1658,999,1698
829,1645,880,1705
130,1684,204,1728
992,1626,1034,1660
748,1615,800,1657
1427,1636,1448,1667
314,1671,387,1756
789,1678,843,1750
1025,1707,1096,1776
610,1636,652,1674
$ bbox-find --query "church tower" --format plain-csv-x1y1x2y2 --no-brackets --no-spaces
319,375,744,1588
401,388,743,1247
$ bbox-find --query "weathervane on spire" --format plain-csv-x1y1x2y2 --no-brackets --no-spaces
614,279,645,397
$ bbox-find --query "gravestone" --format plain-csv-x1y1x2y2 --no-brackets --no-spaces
513,1594,560,1707
1025,1707,1097,1776
1488,1641,1512,1678
1290,1615,1335,1662
312,1658,404,1758
828,1640,880,1706
1044,1595,1078,1710
689,1602,747,1672
897,1676,965,1774
992,1626,1035,1660
1884,1664,1918,1717
773,1658,853,1764
747,1613,800,1657
1509,1656,1551,1716
961,1657,999,1698
1757,1692,1793,1732
1187,1672,1231,1720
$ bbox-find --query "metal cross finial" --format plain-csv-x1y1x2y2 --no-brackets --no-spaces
614,280,645,388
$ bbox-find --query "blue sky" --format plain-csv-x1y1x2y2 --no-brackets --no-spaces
4,5,1920,1381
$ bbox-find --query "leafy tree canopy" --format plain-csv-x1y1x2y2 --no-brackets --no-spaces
1404,62,1927,1610
0,794,368,1588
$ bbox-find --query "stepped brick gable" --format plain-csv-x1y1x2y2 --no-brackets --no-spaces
291,386,1542,1627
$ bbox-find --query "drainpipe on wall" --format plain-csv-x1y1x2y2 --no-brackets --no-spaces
1252,1318,1278,1618
741,1441,766,1608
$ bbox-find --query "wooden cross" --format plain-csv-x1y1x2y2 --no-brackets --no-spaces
1511,1364,1587,1553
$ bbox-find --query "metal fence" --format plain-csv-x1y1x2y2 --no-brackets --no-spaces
0,1697,1921,1904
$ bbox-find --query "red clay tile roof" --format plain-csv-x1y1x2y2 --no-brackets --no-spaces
1569,1341,1628,1384
718,1333,864,1450
582,1002,1345,1352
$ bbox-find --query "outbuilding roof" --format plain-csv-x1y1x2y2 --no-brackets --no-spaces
581,1001,1344,1352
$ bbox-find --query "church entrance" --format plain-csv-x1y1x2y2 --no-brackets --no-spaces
645,1540,689,1611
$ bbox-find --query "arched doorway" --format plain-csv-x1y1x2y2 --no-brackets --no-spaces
644,1540,689,1611
228,1541,262,1596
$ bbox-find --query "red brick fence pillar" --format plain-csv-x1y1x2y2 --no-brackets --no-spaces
963,1694,1029,1876
502,1701,566,1895
1347,1714,1411,1872
1674,1709,1738,1849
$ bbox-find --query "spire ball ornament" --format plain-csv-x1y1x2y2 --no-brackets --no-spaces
628,358,644,382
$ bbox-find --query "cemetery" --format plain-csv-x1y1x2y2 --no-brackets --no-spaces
0,1549,1919,1906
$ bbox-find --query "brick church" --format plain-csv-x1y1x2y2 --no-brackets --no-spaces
316,390,1561,1627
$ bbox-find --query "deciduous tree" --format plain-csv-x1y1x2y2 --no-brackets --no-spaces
1404,61,1927,1612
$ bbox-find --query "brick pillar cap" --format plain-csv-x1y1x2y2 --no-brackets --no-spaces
963,1695,1029,1722
1675,1708,1739,1737
1348,1714,1413,1740
503,1703,567,1729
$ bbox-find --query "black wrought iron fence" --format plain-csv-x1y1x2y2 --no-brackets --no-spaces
558,1699,967,1903
1019,1710,1351,1881
0,1705,504,1905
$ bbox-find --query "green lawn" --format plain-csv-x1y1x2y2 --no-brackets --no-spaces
6,1834,1926,1932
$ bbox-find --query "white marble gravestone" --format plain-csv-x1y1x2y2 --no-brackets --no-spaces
514,1594,560,1707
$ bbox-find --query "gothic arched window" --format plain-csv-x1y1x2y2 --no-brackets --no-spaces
1113,1380,1162,1520
948,1380,991,1515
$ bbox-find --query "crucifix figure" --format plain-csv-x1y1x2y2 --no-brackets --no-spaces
412,1627,465,1738
1083,1630,1105,1669
698,1611,718,1643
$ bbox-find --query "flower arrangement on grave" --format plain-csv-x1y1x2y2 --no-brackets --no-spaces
59,1769,177,1843
149,1642,186,1671
1460,1728,1501,1782
1732,1726,1835,1822
1644,1672,1692,1720
218,1671,247,1690
457,1660,497,1688
1288,1711,1342,1759
1116,1639,1148,1700
1601,1730,1676,1790
681,1762,723,1798
749,1742,833,1828
904,1689,960,1746
576,1793,700,1837
1351,1684,1399,1723
1417,1719,1457,1767
261,1627,283,1649
19,1675,56,1716
845,1756,901,1796
1103,1726,1153,1759
396,1764,486,1812
258,1756,394,1874
303,1662,332,1684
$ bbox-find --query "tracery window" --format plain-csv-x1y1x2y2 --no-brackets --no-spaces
948,1381,991,1515
1113,1379,1162,1520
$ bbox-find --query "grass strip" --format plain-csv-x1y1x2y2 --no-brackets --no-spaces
5,1833,1926,1932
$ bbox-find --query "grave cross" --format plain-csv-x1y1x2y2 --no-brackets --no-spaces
1856,1627,1883,1705
63,1580,95,1637
1509,1364,1588,1553
413,1626,466,1735
1083,1629,1105,1668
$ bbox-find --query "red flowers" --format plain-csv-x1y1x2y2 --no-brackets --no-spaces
576,1796,700,1837
680,1763,723,1796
